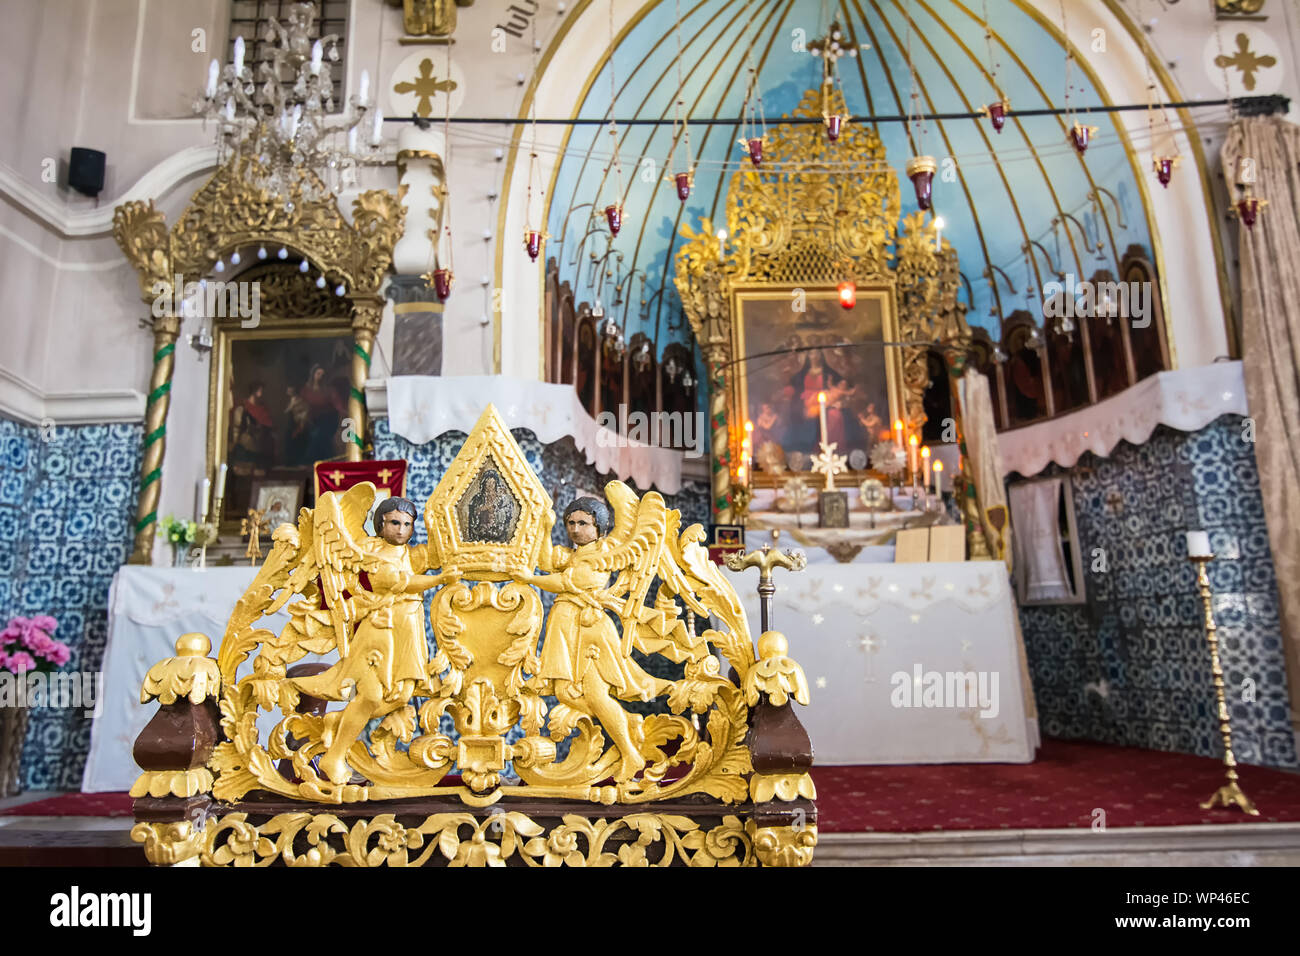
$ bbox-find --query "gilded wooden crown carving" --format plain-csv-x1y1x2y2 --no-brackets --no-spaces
113,154,406,304
178,407,810,815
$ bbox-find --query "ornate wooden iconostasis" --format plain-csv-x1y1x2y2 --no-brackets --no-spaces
675,88,973,526
113,156,406,564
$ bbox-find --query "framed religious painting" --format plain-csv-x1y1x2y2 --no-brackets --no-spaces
731,284,904,486
248,478,304,532
208,320,354,534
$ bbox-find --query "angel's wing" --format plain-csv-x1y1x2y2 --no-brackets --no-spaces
584,481,668,628
267,483,382,648
664,522,751,660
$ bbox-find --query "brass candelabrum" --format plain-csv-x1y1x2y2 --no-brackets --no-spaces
1191,553,1259,816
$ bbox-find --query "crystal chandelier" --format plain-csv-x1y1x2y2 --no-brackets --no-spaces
195,2,380,206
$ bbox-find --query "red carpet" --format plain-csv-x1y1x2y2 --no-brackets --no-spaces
2,791,133,817
813,738,1300,832
6,740,1300,832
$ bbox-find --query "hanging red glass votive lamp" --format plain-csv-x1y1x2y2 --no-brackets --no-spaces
837,280,856,310
1068,122,1098,155
982,99,1009,133
604,202,624,237
906,155,937,211
824,112,846,142
674,171,692,202
523,229,548,262
742,137,764,167
1152,155,1180,188
1232,192,1268,230
432,268,453,302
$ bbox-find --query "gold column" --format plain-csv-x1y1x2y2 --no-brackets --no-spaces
130,312,181,564
347,298,384,462
706,357,731,524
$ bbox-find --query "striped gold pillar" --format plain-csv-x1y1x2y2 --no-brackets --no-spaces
706,358,732,524
347,298,385,462
129,313,181,564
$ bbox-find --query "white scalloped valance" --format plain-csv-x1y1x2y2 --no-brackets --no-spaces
997,361,1248,477
373,375,693,494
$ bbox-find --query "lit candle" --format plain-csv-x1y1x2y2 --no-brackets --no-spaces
215,463,228,501
197,478,211,523
358,69,370,106
206,59,219,98
1186,530,1212,558
908,434,919,473
233,36,245,76
894,419,904,448
817,391,828,448
933,460,943,494
310,40,323,76
371,108,384,145
922,445,931,489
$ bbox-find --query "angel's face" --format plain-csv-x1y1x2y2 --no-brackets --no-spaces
379,509,415,546
564,510,599,546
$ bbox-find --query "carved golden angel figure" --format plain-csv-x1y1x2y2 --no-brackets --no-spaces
513,488,709,783
284,491,460,785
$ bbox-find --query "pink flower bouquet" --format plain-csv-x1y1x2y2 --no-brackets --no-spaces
0,616,70,674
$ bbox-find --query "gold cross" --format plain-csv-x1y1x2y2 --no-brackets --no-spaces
329,469,346,483
377,468,394,485
394,58,458,118
1214,32,1276,91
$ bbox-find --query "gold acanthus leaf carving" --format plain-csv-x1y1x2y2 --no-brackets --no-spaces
112,200,171,302
140,633,221,705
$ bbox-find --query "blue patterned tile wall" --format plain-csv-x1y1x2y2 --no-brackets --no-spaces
0,416,141,790
372,419,711,540
1017,416,1296,769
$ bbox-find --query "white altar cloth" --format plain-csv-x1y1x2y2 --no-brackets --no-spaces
727,560,1038,765
372,374,692,494
996,361,1247,478
82,566,313,793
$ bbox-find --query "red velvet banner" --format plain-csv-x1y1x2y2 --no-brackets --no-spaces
313,459,408,501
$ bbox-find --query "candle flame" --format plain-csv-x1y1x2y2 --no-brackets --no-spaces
908,435,918,446
818,391,826,403
933,461,943,471
744,420,753,432
921,446,930,458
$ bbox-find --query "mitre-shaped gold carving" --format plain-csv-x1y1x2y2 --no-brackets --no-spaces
422,402,553,580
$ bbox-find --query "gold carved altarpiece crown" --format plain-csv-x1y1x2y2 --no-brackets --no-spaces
675,88,970,523
130,406,816,866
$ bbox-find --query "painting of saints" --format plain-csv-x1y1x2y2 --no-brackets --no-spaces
229,382,275,475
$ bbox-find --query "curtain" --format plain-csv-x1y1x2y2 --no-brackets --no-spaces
1221,116,1300,743
1008,479,1072,603
960,368,1012,570
961,369,1036,736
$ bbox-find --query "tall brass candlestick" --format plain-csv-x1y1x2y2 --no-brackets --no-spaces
1191,553,1259,815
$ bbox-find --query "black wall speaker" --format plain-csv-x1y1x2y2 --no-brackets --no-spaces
68,147,106,197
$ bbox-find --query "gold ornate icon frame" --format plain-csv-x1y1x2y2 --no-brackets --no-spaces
675,87,969,521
